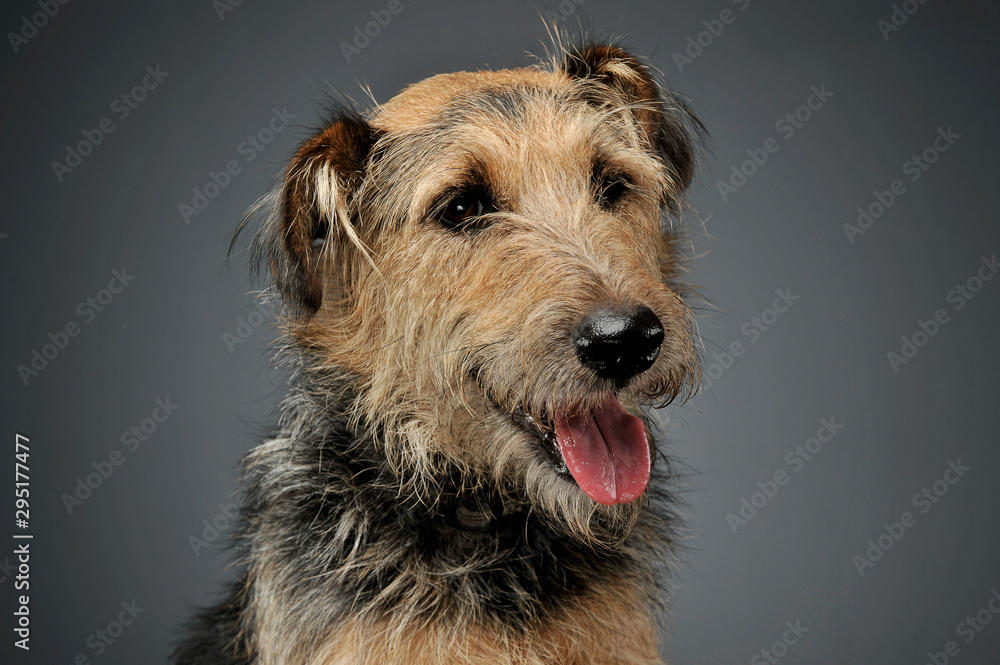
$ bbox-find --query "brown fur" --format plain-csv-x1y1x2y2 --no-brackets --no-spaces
305,581,660,665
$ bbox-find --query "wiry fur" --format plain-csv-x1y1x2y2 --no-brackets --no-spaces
176,37,703,665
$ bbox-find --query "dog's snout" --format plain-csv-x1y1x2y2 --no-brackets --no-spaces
573,305,665,381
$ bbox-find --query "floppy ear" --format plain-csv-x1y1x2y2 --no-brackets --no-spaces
561,43,701,192
262,111,378,314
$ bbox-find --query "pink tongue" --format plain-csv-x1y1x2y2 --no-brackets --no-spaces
554,397,651,505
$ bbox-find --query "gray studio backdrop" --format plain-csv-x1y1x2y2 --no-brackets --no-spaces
3,1,999,663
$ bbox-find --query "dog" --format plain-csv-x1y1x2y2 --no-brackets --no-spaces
175,36,703,665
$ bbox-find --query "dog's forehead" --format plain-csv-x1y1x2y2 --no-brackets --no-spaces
373,67,573,132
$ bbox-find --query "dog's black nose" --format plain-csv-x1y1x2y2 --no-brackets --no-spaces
573,305,664,381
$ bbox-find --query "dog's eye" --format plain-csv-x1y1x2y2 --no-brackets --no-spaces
440,191,494,231
596,176,629,209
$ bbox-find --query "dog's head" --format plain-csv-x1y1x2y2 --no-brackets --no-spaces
250,41,702,545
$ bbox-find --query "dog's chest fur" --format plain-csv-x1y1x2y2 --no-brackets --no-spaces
242,397,664,664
